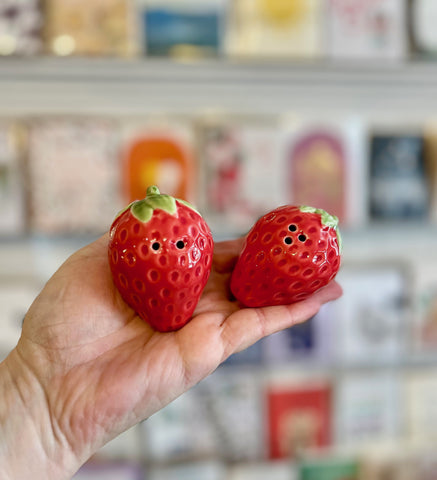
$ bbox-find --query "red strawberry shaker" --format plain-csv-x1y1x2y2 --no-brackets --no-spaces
108,186,214,332
230,205,342,308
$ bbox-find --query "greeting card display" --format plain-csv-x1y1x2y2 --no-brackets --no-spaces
266,377,332,459
139,0,224,57
27,118,121,234
121,119,196,205
326,0,407,60
226,0,323,59
0,0,43,55
44,0,135,56
0,122,26,235
369,133,429,220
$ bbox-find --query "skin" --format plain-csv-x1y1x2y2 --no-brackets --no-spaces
0,234,342,479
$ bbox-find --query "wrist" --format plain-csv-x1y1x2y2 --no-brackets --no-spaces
0,348,81,480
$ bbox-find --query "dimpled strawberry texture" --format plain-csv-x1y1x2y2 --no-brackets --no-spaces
230,205,341,308
108,205,213,332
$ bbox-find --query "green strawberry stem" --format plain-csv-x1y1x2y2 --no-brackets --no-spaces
299,205,342,253
115,185,199,223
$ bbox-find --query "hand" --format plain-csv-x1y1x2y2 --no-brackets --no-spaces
0,234,342,479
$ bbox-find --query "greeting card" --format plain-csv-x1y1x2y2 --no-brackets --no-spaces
369,132,429,221
404,370,437,443
282,119,367,228
199,117,282,235
409,0,437,57
0,0,43,55
44,0,135,56
333,262,410,365
27,118,122,234
266,378,332,459
139,0,225,57
226,0,323,59
298,453,359,480
121,118,196,206
326,0,407,60
334,372,402,446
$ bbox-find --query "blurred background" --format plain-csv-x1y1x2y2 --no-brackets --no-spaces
2,0,437,479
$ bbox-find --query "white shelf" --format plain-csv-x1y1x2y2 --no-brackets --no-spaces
2,57,437,118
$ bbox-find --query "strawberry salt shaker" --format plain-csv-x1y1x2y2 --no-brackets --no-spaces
108,186,214,332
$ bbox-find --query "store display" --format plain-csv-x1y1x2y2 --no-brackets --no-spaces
27,118,122,234
333,262,410,365
44,0,135,56
139,0,224,57
369,132,429,220
266,377,332,459
121,119,196,206
326,0,407,60
334,372,402,446
230,205,341,308
7,4,437,473
226,0,323,59
107,185,213,332
0,121,26,235
282,119,367,228
0,0,43,56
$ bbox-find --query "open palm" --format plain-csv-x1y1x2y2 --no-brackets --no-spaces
14,233,342,468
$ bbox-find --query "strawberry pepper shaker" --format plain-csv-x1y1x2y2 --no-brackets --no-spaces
230,205,342,308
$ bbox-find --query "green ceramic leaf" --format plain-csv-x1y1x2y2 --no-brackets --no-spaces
130,186,198,222
299,205,342,253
